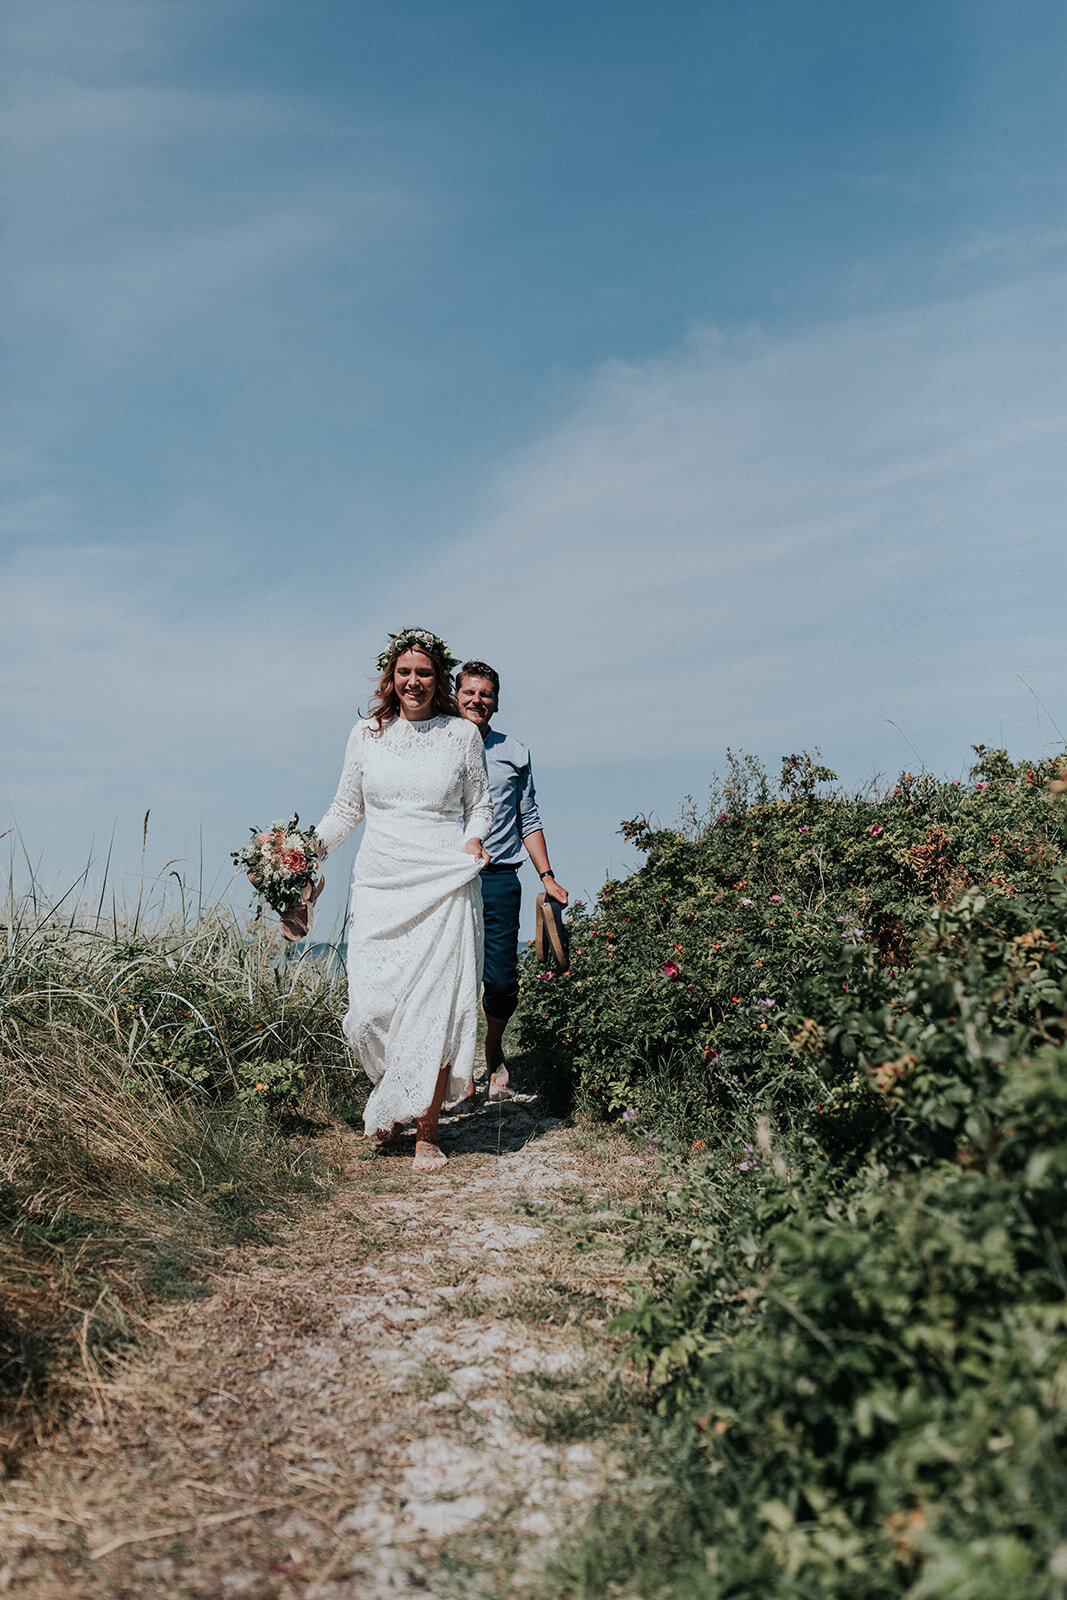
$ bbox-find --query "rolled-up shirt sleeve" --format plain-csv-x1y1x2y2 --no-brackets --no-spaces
315,723,366,857
516,757,542,839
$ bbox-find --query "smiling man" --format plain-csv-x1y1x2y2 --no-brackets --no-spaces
455,660,568,1097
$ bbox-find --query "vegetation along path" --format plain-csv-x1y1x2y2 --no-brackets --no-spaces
0,1093,648,1599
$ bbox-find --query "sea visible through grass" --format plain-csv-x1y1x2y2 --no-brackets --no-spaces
516,746,1067,1598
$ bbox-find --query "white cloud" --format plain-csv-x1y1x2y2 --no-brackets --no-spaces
379,269,1067,773
0,538,372,769
9,265,1064,786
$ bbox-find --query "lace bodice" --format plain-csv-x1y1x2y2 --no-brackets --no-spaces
316,714,493,858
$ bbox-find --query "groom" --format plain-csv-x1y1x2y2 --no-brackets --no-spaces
455,660,568,1097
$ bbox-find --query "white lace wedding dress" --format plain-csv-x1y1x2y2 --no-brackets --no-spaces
315,714,493,1136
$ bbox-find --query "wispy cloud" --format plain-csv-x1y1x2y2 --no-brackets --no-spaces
8,262,1064,790
381,269,1067,772
2,0,184,78
5,267,1064,858
1,0,427,352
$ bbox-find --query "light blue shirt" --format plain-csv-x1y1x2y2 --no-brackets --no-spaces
482,728,542,868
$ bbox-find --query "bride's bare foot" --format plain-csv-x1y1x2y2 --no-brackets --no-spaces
412,1140,447,1172
373,1122,405,1148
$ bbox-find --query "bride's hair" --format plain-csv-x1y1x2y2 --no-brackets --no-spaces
365,637,460,731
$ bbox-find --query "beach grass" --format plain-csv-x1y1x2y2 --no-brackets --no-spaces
0,858,355,1468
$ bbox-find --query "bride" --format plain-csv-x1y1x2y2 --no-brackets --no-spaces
306,628,492,1172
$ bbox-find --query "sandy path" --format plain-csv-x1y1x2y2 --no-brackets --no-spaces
0,1095,646,1598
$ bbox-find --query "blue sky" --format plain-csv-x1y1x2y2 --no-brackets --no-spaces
2,0,1066,933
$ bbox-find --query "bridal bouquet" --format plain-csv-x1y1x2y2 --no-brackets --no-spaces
232,815,322,915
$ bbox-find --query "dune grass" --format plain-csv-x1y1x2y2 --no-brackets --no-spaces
0,861,357,1469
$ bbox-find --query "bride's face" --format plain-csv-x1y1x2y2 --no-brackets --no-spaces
393,649,438,720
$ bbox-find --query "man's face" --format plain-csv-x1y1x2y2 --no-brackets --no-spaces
456,674,497,734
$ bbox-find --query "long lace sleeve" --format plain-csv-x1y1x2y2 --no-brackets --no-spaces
461,724,493,844
315,723,366,857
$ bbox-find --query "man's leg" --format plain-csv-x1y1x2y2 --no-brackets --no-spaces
485,1011,508,1089
480,869,521,1093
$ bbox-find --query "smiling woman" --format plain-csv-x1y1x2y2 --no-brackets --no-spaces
365,628,463,730
282,629,492,1174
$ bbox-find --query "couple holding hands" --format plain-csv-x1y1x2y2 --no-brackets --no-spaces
289,628,567,1173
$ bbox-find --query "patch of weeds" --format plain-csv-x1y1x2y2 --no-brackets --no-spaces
514,1368,641,1444
143,1251,213,1300
499,1281,614,1329
406,1361,454,1402
333,1096,370,1132
526,1434,695,1600
0,1313,53,1408
439,1291,493,1319
514,1184,589,1218
433,1518,532,1600
274,1111,331,1137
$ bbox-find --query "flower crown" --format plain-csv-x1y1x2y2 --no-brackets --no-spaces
376,628,459,674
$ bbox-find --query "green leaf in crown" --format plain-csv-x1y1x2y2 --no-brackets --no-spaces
376,628,459,673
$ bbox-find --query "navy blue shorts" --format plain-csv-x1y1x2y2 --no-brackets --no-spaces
480,866,522,1021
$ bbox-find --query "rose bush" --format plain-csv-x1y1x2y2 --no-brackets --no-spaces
524,748,1067,1599
518,747,1065,1134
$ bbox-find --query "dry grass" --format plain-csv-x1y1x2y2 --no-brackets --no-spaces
0,875,346,1471
0,1111,654,1599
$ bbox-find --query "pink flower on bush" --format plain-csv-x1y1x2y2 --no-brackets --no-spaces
663,960,679,978
769,894,783,903
975,780,990,790
740,897,753,906
868,824,883,838
622,1107,638,1123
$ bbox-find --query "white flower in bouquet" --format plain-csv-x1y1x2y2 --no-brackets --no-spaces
232,814,322,915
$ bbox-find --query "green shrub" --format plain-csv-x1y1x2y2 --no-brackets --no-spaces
526,749,1067,1598
518,748,1065,1138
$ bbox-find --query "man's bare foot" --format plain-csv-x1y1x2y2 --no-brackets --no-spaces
487,1065,510,1100
373,1122,405,1148
412,1140,447,1172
